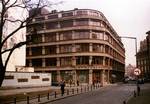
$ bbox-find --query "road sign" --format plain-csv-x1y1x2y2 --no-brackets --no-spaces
134,68,141,76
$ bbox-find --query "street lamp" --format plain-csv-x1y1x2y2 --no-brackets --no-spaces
118,36,140,96
118,36,137,67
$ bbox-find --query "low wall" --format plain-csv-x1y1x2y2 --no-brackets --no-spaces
2,71,51,87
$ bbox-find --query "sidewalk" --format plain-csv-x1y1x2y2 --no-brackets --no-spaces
0,84,102,104
127,83,150,104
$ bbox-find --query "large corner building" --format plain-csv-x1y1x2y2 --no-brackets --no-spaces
26,8,125,85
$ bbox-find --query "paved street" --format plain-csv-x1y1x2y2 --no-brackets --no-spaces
48,84,136,104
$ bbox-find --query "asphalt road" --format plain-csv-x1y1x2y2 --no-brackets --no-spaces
48,84,136,104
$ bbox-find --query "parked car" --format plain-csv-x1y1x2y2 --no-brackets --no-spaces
137,78,144,84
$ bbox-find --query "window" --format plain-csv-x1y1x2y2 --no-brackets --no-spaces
31,35,42,44
60,45,72,53
104,34,109,41
105,45,109,54
76,19,89,26
89,11,99,17
42,78,49,81
31,47,42,56
76,10,88,15
5,76,14,79
92,56,103,65
75,44,89,52
59,32,72,40
46,58,57,66
60,57,72,66
74,31,89,39
45,46,56,55
62,12,73,17
93,44,104,53
48,14,58,19
31,76,40,79
18,78,28,82
46,22,58,29
32,59,42,67
60,20,73,28
45,33,56,42
35,17,45,21
92,31,103,40
76,56,89,65
90,20,100,26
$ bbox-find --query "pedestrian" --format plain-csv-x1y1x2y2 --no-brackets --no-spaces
60,80,65,96
137,85,140,96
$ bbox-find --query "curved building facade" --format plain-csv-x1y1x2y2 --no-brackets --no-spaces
26,8,125,86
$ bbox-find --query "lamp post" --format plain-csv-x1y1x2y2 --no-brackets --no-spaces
118,36,137,67
118,36,140,96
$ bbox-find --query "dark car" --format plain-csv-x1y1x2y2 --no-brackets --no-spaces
137,78,144,84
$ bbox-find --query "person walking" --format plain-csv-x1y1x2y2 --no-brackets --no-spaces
137,84,140,96
60,80,65,96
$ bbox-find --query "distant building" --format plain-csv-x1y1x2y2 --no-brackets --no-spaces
136,31,150,78
125,64,136,78
26,8,125,85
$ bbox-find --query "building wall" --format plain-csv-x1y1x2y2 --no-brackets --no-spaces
137,31,150,78
1,0,27,71
26,8,125,85
2,72,51,87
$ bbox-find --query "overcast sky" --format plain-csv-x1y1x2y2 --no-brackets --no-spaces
52,0,150,66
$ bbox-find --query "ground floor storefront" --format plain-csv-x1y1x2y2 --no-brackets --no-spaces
50,69,124,86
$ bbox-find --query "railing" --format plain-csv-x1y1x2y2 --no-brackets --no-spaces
3,84,101,104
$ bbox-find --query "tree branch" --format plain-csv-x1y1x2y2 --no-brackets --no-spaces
4,40,29,68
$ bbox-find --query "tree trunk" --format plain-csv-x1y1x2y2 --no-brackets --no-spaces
0,66,5,87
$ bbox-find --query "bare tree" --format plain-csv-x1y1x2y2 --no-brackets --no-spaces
0,0,61,86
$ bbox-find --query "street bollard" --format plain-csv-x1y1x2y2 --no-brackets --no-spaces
77,88,78,93
123,100,126,104
38,94,40,102
81,87,82,93
91,85,92,91
72,89,74,94
47,93,49,100
67,89,69,95
14,97,16,104
55,91,57,98
27,96,29,104
134,90,136,97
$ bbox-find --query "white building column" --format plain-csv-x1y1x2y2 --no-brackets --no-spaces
57,58,60,67
42,58,46,67
42,34,45,42
89,30,92,39
72,56,76,66
42,46,45,55
56,32,59,41
101,70,105,87
89,43,93,52
56,45,59,54
89,69,93,85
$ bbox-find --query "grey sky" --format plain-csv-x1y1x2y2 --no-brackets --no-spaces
53,0,150,66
